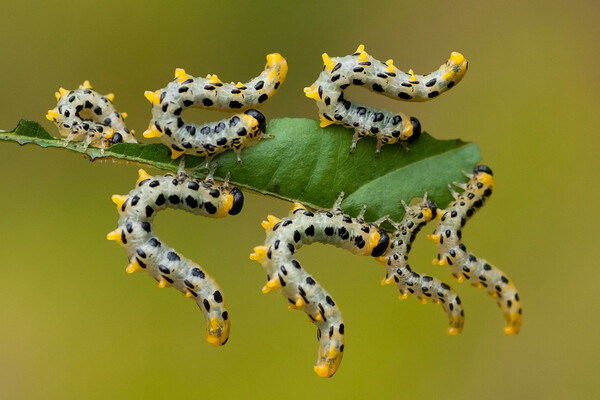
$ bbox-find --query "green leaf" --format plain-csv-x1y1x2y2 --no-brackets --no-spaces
0,118,480,224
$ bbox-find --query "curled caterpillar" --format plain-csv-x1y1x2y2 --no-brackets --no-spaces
378,196,464,334
250,194,389,378
303,45,468,153
142,53,288,161
46,80,138,151
106,166,244,346
427,165,522,334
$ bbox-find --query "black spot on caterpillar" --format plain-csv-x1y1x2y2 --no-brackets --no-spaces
304,44,468,153
427,165,522,335
107,166,244,346
250,193,389,377
142,53,287,161
46,80,138,152
378,195,464,335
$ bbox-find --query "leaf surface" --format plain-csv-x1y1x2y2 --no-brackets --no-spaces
0,118,480,223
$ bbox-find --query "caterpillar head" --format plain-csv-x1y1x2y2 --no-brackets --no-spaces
110,132,124,144
407,117,421,143
243,109,266,134
370,229,390,257
473,165,495,188
228,187,244,216
399,196,437,223
423,199,438,221
473,164,493,176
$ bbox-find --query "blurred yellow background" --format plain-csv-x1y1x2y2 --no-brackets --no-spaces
0,0,598,398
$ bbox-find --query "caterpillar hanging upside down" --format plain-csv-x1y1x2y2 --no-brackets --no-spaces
142,53,288,161
46,80,138,151
250,194,389,378
378,196,465,335
304,45,468,153
427,165,522,335
106,165,244,346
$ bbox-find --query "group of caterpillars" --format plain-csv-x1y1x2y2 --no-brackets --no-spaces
250,165,521,377
45,45,520,378
46,52,287,157
46,44,466,157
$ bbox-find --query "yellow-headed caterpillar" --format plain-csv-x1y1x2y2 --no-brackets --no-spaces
107,166,244,346
250,193,389,377
142,53,288,161
378,196,464,335
46,81,138,151
304,45,468,153
427,165,522,335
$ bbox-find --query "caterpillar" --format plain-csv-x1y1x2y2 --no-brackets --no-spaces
378,196,465,334
106,165,244,346
250,193,389,378
46,80,138,151
142,53,288,161
427,165,522,335
303,45,468,153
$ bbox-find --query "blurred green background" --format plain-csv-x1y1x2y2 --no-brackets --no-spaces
0,0,598,398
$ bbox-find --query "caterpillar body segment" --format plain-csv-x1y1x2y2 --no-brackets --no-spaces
143,53,287,161
380,197,464,335
428,165,522,334
107,168,245,346
251,195,389,377
46,81,138,151
304,45,467,153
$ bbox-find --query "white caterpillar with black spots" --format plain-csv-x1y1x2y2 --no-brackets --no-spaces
106,166,244,346
142,53,287,161
250,194,389,378
427,165,522,334
304,45,468,153
46,80,138,151
378,196,464,334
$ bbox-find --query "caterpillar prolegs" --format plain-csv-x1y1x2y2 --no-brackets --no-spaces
304,45,468,153
428,165,522,334
106,167,244,345
142,53,288,161
250,194,389,377
46,80,138,150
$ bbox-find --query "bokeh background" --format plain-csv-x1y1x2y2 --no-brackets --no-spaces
0,0,598,398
